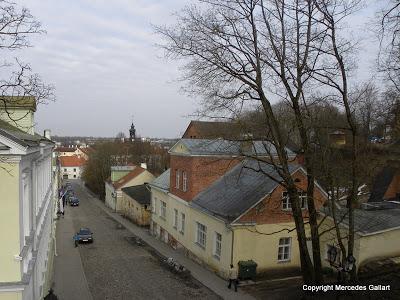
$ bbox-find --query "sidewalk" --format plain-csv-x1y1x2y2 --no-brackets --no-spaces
84,186,255,300
53,209,93,300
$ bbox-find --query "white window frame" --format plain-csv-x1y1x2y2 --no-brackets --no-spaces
213,232,222,260
278,237,292,262
282,191,307,210
182,171,188,192
173,209,178,229
282,192,291,210
175,169,180,189
196,222,207,249
160,201,166,219
180,213,185,234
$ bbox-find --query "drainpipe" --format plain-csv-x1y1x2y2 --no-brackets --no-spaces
229,225,235,265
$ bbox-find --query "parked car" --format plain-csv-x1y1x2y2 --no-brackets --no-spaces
75,228,93,243
69,196,79,206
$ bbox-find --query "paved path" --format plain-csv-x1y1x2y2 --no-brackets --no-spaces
53,203,93,300
77,180,255,300
58,180,220,300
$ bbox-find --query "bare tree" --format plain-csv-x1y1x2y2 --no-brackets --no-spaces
155,0,366,283
378,0,400,92
0,0,54,128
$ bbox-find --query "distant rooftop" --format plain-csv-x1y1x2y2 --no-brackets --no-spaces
170,138,295,157
149,169,170,191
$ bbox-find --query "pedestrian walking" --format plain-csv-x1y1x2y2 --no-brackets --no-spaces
227,264,238,292
44,288,58,300
73,234,79,247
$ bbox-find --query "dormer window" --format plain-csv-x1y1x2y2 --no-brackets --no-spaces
175,169,180,189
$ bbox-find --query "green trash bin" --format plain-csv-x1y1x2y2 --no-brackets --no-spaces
238,260,258,280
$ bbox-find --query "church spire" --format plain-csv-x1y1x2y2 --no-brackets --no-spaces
129,122,136,141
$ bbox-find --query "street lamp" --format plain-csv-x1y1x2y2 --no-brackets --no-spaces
327,246,356,283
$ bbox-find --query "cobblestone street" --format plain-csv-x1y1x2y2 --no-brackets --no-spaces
56,181,220,300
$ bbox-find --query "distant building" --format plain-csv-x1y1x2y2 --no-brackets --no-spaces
120,185,151,226
369,164,400,202
0,96,58,299
54,146,77,157
328,130,346,146
105,165,154,212
60,155,86,179
182,120,241,139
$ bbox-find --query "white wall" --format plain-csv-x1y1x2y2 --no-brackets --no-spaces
60,166,82,179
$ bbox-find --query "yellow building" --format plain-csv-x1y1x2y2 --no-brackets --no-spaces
105,165,154,212
319,201,400,271
150,139,327,279
0,97,57,300
120,185,151,226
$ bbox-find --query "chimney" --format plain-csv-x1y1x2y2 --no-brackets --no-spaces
44,129,51,140
0,96,36,134
240,133,253,154
140,163,147,169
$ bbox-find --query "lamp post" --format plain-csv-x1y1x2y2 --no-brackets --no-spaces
327,246,356,283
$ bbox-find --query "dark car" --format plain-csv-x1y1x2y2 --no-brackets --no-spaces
75,228,93,243
69,196,79,206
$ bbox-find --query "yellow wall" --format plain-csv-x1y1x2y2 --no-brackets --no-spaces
0,292,22,300
121,193,150,226
358,229,400,266
318,217,400,269
0,162,21,282
116,171,155,212
0,109,34,134
152,188,232,278
233,223,302,274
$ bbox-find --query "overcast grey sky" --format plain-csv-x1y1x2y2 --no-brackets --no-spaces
17,0,382,138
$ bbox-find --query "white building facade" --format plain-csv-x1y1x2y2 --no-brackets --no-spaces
0,97,58,300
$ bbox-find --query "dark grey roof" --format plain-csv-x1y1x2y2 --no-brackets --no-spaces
121,184,150,205
0,119,52,147
320,202,400,235
149,169,170,191
173,139,295,157
191,160,301,223
369,166,398,202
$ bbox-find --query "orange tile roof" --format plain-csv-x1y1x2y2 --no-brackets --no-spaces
60,155,86,167
111,166,146,189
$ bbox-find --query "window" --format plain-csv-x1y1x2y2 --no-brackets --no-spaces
299,192,308,209
213,232,222,259
282,191,307,210
180,213,185,234
160,201,166,219
173,209,178,229
196,222,207,249
175,169,180,189
152,197,156,213
64,168,67,172
73,168,76,172
73,175,76,178
282,192,291,210
278,237,291,262
182,171,188,192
